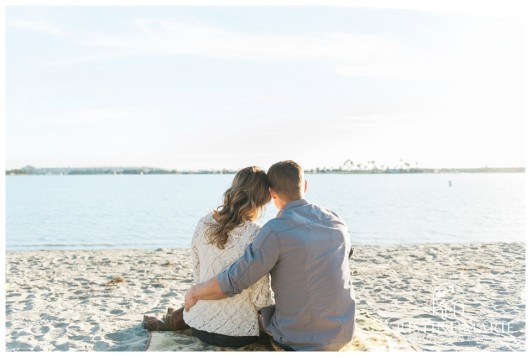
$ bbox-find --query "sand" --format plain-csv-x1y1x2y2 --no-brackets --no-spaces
4,242,525,352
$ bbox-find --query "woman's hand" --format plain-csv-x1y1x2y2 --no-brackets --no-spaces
184,286,198,312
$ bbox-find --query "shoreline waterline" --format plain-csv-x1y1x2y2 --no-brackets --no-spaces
5,239,527,253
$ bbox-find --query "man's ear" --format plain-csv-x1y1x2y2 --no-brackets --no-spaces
303,180,308,193
269,187,277,199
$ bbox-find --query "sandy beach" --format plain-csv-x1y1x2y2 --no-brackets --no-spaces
5,242,525,352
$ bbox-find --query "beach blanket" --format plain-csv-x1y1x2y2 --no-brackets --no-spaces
145,312,418,352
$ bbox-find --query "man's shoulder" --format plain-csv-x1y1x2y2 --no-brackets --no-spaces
260,215,296,237
313,204,345,222
261,218,280,232
299,201,347,226
263,203,346,235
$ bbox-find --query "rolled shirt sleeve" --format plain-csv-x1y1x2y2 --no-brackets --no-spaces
217,225,280,297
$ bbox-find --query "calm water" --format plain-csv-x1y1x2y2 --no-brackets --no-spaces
5,174,525,251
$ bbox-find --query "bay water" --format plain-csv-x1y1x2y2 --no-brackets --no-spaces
5,173,525,251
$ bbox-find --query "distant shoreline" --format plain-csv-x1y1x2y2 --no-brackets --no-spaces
5,166,525,176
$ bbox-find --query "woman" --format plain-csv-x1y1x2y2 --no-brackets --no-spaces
144,166,273,348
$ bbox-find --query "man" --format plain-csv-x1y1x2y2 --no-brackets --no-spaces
184,160,355,351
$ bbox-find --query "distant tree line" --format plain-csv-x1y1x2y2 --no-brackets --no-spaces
305,159,524,174
5,162,525,176
5,166,238,176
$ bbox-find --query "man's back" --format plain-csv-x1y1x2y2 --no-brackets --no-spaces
260,199,355,351
218,199,356,351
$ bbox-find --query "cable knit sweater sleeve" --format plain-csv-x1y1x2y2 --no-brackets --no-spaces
249,274,273,310
190,219,203,285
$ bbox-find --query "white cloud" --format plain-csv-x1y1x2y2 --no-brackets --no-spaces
14,107,144,125
66,108,141,123
7,20,68,37
342,114,415,125
46,51,139,66
41,20,408,68
340,0,527,18
38,16,523,85
334,63,445,80
336,17,524,82
17,15,517,86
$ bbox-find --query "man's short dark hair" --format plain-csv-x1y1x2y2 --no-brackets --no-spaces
267,160,304,200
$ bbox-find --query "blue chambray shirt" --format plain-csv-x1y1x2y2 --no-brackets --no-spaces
217,199,356,351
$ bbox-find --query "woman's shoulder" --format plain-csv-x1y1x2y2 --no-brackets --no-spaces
193,213,215,237
246,220,262,231
198,212,216,225
231,220,262,241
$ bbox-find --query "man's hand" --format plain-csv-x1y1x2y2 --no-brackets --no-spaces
183,277,227,312
184,286,198,312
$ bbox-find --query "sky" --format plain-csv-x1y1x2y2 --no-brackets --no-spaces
5,3,528,170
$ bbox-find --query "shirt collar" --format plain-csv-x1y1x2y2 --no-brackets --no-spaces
277,198,309,217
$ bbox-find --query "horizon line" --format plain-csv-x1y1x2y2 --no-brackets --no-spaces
5,164,526,173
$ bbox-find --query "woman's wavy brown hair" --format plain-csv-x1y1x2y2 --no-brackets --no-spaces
207,166,271,249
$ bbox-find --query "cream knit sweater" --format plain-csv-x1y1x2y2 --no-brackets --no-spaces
183,213,273,337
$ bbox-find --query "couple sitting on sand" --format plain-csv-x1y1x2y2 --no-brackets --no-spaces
143,160,356,351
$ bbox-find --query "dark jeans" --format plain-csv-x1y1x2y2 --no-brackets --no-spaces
191,327,259,348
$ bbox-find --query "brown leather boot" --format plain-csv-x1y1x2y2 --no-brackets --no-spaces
143,315,167,331
166,307,189,330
